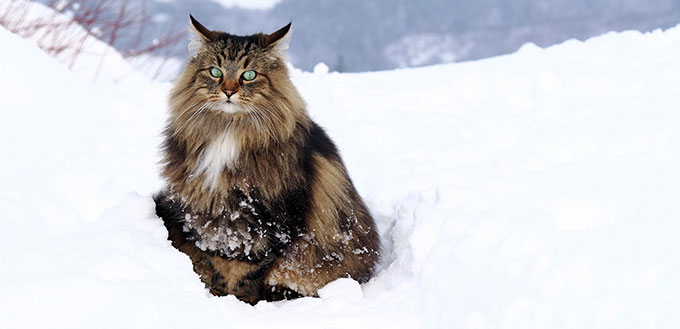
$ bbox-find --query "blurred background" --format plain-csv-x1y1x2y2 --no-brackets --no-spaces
3,0,680,79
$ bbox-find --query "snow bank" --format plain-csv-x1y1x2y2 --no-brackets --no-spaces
1,23,680,328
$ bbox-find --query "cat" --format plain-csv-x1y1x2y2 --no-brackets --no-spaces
153,15,380,304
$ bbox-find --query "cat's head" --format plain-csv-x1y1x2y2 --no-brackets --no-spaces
169,15,304,143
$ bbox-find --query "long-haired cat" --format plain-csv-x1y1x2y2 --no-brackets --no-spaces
153,16,380,304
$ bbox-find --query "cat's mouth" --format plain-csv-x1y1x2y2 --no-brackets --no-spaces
217,100,243,114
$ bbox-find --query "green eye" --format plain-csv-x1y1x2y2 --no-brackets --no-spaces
242,70,257,81
209,67,223,78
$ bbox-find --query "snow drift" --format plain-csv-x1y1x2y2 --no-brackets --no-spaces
1,22,680,329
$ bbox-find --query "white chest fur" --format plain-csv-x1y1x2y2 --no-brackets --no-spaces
194,130,240,190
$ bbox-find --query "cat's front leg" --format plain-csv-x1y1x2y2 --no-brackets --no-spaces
155,191,268,303
200,254,268,304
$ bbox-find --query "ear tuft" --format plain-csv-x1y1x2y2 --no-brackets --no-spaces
187,28,203,58
189,14,216,41
264,22,292,54
187,15,217,58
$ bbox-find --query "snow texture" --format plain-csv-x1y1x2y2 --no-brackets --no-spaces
1,20,680,328
211,0,283,10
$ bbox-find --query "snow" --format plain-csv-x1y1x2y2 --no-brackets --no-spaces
211,0,283,10
2,18,680,328
0,0,176,83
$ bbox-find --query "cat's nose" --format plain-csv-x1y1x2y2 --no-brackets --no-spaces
222,80,239,98
223,89,237,98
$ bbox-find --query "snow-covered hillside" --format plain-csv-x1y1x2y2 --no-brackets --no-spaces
1,22,679,328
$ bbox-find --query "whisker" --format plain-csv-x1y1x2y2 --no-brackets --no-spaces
255,111,274,144
176,101,213,133
246,110,260,136
250,105,281,146
171,100,203,126
244,105,267,139
255,105,283,144
249,107,267,139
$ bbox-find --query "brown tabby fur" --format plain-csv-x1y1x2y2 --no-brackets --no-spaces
153,16,380,304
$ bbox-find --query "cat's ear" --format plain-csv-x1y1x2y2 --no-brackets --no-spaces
189,15,217,41
264,22,292,54
188,15,216,57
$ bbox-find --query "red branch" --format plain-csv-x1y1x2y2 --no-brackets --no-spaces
0,0,182,81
